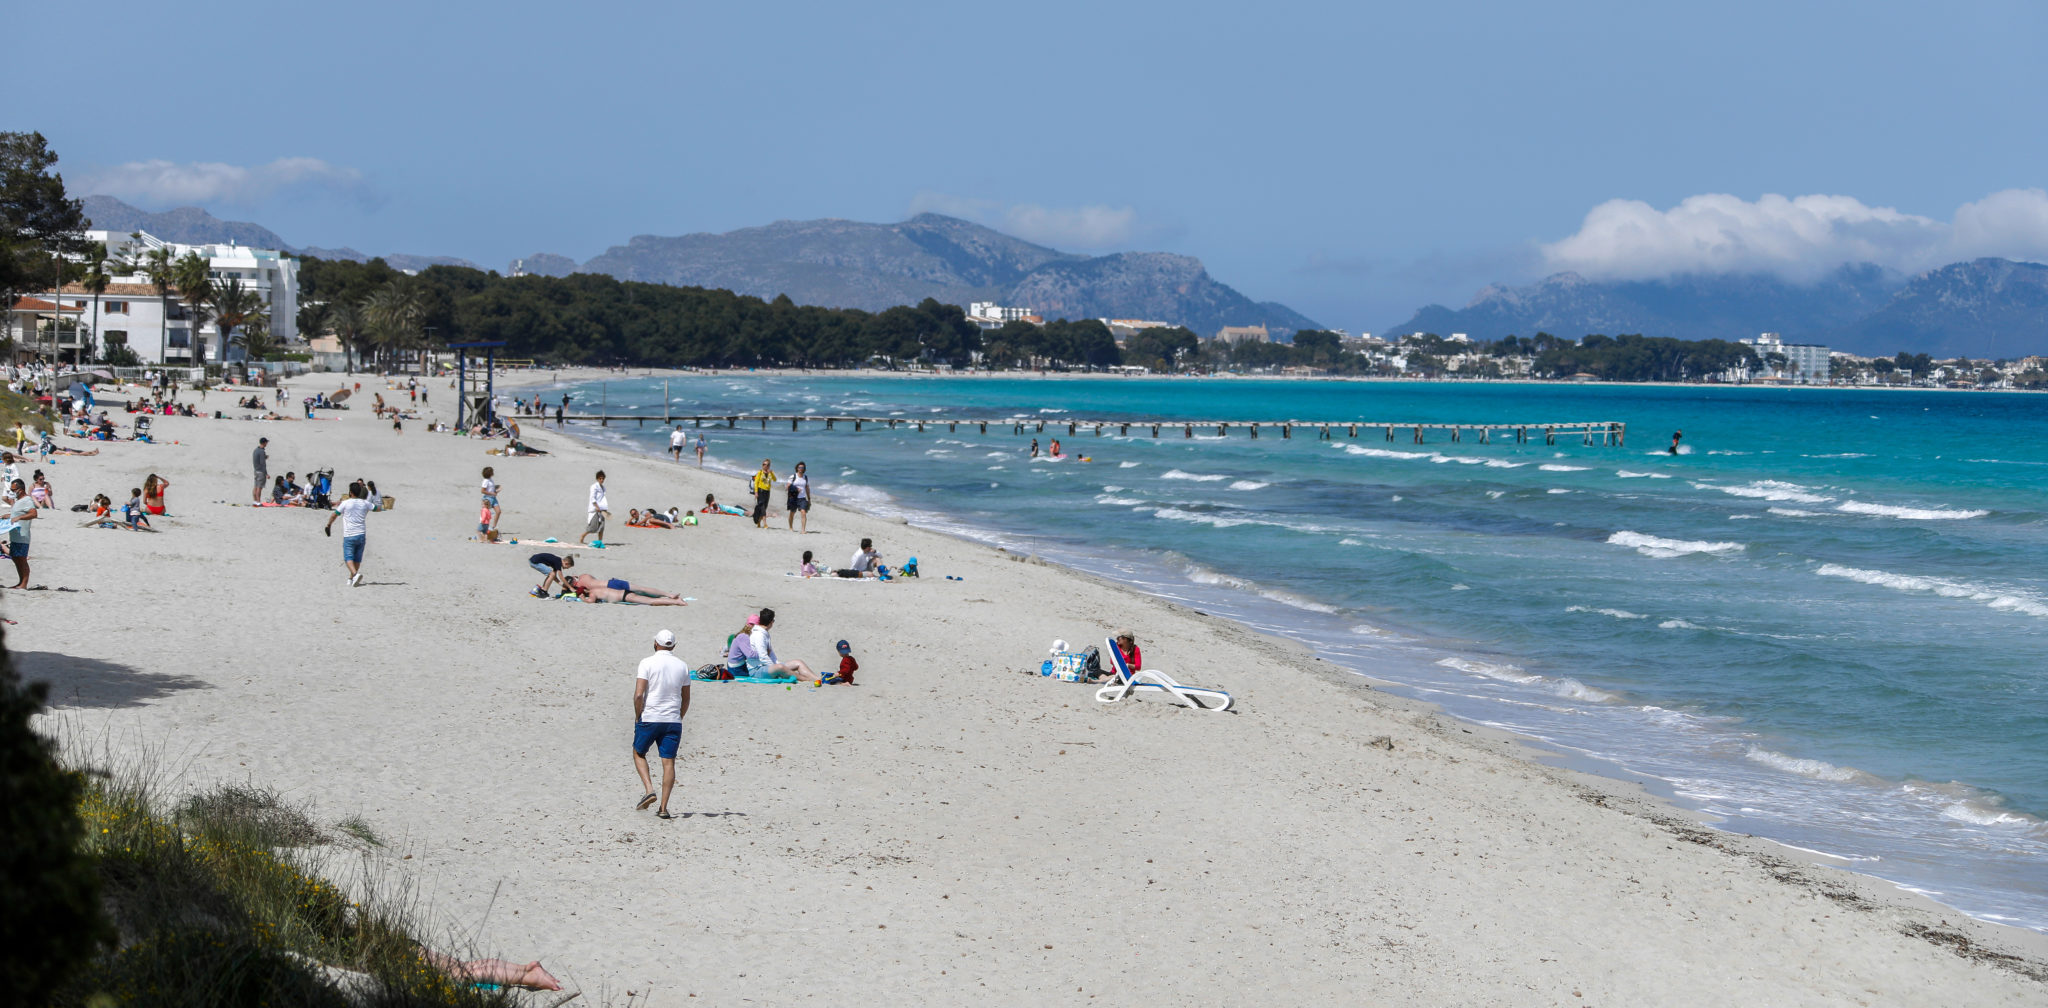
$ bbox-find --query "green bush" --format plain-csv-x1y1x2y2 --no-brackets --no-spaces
0,627,107,994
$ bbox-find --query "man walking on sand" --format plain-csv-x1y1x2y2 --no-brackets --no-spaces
324,481,374,586
580,470,609,544
632,628,692,818
252,437,269,504
669,424,686,462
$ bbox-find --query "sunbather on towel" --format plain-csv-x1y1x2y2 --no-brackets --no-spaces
751,608,821,683
700,492,746,516
630,508,674,528
565,572,688,606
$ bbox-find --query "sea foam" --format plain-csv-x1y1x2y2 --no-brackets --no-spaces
1607,531,1745,559
1834,500,1988,520
1161,469,1229,482
1815,564,2048,619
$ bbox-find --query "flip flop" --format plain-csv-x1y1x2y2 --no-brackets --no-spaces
635,793,657,810
656,810,675,820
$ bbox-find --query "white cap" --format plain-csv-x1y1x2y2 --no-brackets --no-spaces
1050,638,1068,655
653,629,676,647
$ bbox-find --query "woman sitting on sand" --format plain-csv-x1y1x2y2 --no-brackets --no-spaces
564,573,690,606
143,473,169,515
749,608,820,683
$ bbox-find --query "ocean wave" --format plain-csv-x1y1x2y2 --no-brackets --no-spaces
1616,470,1673,479
1767,507,1819,517
1547,488,1572,494
1695,480,1832,504
1038,407,1067,414
1814,564,2048,619
1567,605,1649,620
1834,500,1988,520
1540,463,1591,472
1152,507,1253,529
1338,445,1432,460
1182,563,1342,613
1338,537,1364,546
1487,490,1505,499
1119,461,1141,468
1607,531,1746,559
1437,657,1617,702
1095,495,1145,506
1161,469,1229,482
1745,747,1863,783
1658,618,1704,630
1227,480,1271,491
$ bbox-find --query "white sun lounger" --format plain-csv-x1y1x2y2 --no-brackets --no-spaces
1093,637,1233,711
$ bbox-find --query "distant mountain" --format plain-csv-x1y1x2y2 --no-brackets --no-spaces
80,195,478,271
81,195,292,250
578,213,1318,335
1828,259,2048,359
1385,260,2048,359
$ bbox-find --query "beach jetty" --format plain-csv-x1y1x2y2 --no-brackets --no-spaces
523,411,1627,446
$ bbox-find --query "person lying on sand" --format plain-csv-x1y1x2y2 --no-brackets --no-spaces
416,947,562,991
565,573,689,606
629,508,674,529
700,492,746,516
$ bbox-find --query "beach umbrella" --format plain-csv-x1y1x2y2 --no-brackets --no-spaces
332,388,352,402
92,369,115,380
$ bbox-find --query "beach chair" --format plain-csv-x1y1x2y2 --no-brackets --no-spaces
1094,637,1233,712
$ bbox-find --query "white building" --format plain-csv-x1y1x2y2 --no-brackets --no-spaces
24,230,300,366
1742,332,1830,384
967,302,1038,329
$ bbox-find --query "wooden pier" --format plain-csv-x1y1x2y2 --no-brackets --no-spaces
517,412,1627,446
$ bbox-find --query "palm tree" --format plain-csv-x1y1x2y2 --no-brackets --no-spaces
362,281,423,374
208,278,264,379
80,242,113,367
319,300,372,374
169,252,214,369
230,310,277,362
140,243,174,365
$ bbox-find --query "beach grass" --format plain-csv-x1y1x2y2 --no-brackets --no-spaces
55,772,516,1007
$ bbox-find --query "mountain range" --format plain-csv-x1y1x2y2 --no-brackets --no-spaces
79,196,1320,336
552,213,1321,336
78,196,482,274
1385,259,2048,360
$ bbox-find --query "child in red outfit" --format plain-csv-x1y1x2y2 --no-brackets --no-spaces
832,639,858,685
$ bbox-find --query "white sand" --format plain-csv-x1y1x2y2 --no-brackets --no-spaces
17,369,2046,1005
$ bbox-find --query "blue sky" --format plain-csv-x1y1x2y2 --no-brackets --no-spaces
10,0,2046,330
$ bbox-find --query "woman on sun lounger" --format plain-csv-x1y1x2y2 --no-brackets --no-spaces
564,573,689,605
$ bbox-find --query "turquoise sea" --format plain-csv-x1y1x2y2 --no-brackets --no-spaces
555,375,2048,932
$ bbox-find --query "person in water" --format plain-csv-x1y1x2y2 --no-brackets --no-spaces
1669,430,1683,455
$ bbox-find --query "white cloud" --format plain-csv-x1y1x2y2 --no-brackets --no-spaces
1539,189,2048,280
908,191,1140,249
78,157,368,208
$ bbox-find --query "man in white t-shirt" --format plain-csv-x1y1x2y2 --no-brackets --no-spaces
324,481,375,586
669,425,686,462
580,471,609,545
632,628,692,819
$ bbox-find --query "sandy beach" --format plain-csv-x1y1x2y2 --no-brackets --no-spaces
15,367,2045,1006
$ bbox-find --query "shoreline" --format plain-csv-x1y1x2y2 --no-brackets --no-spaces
17,369,2047,1002
532,369,2048,947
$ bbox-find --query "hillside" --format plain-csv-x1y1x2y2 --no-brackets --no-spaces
80,196,478,270
578,213,1319,335
1384,260,2048,358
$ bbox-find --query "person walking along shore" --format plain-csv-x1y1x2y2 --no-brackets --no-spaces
632,628,692,819
325,481,374,586
581,470,609,545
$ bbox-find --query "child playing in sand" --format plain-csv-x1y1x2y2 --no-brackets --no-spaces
800,550,821,577
123,488,151,530
832,639,857,685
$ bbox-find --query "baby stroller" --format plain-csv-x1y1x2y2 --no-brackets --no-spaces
307,468,334,510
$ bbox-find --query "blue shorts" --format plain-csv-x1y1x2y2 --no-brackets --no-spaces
7,539,26,560
633,720,681,759
341,534,365,563
530,561,556,577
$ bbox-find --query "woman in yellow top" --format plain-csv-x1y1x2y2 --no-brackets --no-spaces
750,458,776,528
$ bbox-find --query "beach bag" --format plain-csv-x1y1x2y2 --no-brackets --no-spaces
692,661,732,682
1040,651,1091,683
